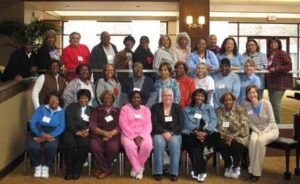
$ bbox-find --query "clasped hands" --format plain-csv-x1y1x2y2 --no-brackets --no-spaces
34,133,55,143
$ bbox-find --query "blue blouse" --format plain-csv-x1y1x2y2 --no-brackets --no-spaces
154,78,181,104
239,73,261,106
187,50,219,74
213,72,241,109
182,104,217,135
218,53,244,69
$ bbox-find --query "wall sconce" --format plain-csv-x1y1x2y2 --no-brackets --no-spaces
186,15,205,28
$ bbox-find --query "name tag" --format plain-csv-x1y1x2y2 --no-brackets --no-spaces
194,113,202,119
222,121,230,128
105,115,113,122
219,84,225,89
134,114,142,119
248,110,253,115
165,116,173,122
77,56,83,62
42,116,51,123
133,87,141,92
82,114,89,121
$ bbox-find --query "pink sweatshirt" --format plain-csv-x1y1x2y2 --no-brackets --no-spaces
119,104,152,140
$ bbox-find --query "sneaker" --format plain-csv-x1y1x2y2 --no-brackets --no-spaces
230,167,240,179
34,165,42,178
197,173,207,183
224,167,232,178
41,166,49,178
83,160,88,167
136,168,144,180
130,170,136,178
191,171,197,179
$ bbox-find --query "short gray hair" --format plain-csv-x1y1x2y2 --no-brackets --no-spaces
176,32,191,47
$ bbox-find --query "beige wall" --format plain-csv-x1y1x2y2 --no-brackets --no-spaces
0,89,34,171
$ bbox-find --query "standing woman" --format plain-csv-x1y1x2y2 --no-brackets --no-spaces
119,91,153,180
242,39,267,97
151,88,183,181
153,35,175,70
182,89,219,183
244,85,279,182
32,60,66,109
26,92,65,178
132,36,155,80
187,38,219,75
266,37,292,124
216,92,249,179
36,30,60,72
89,91,121,179
155,62,180,104
95,63,122,108
63,89,94,180
173,32,191,63
62,64,97,108
218,37,244,71
174,61,195,109
194,63,215,106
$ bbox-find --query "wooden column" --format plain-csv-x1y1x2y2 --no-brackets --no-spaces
179,0,209,48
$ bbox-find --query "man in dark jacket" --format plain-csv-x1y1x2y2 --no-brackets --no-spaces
3,40,37,81
90,31,118,82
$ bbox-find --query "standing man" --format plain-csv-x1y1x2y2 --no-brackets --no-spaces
3,39,37,81
207,34,221,55
90,31,118,82
62,32,90,82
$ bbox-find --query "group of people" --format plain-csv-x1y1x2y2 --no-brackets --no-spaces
13,30,291,182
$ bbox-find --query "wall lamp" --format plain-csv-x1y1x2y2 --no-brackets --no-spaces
186,15,205,28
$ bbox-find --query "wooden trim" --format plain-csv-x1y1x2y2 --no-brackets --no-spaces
0,153,24,180
0,79,33,103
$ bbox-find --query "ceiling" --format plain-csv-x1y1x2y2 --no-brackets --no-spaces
23,0,300,18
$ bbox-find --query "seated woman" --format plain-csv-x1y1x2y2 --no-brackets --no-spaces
194,63,215,106
26,92,65,178
63,89,94,180
155,62,181,104
89,91,121,179
122,62,156,108
32,59,66,109
182,89,219,183
62,64,97,108
216,92,249,179
95,63,122,108
119,91,153,179
174,61,195,109
243,85,279,182
151,88,183,182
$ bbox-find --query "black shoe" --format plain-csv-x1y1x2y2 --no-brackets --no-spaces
73,175,80,180
64,174,73,180
251,176,259,182
153,174,163,181
170,174,178,182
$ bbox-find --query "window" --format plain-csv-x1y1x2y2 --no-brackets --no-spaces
63,20,167,52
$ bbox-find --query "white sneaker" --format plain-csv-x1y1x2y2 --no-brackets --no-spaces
197,173,207,183
34,165,42,178
136,168,144,180
230,167,240,179
130,170,136,178
224,167,232,178
41,166,49,178
191,171,197,179
83,160,88,167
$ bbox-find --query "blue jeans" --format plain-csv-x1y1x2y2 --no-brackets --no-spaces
153,134,182,176
26,135,58,167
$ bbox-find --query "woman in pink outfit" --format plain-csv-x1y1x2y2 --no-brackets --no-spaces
119,91,153,180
